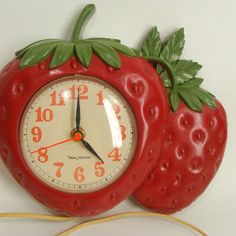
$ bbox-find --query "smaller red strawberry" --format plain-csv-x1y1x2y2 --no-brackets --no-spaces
133,100,227,214
133,26,228,213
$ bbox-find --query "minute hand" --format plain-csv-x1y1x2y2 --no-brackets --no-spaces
82,140,104,163
76,90,81,130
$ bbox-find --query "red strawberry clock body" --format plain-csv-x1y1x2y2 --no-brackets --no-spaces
0,5,168,216
133,101,227,213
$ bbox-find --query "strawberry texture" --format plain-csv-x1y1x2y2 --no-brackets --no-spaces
133,100,227,214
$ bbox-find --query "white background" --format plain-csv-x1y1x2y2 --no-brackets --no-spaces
0,0,235,235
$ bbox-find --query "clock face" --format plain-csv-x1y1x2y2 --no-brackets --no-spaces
20,75,137,193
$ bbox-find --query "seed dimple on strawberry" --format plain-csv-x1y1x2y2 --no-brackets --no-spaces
133,26,227,214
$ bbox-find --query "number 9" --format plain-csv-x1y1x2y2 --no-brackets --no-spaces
31,126,42,142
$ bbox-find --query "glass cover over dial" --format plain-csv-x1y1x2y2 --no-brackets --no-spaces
20,75,137,193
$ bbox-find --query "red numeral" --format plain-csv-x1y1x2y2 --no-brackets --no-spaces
35,107,53,122
31,126,42,142
113,104,121,119
37,148,48,163
78,85,88,99
120,125,127,140
95,162,105,177
107,147,121,161
69,85,88,100
50,90,66,106
97,91,104,105
53,162,64,177
69,85,77,100
74,167,85,183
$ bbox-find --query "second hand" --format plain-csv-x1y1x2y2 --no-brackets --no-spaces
30,133,82,154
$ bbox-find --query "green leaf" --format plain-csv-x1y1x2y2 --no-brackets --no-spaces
141,26,161,57
180,77,204,88
193,87,217,109
178,87,202,112
169,90,180,111
172,60,202,83
160,70,171,87
16,39,64,57
20,43,58,68
50,43,74,68
160,28,185,64
86,39,137,57
75,42,92,67
91,42,121,68
105,42,137,57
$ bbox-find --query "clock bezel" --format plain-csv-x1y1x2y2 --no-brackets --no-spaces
19,75,138,194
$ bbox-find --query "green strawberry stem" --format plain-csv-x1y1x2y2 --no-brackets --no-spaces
144,56,177,91
71,4,96,42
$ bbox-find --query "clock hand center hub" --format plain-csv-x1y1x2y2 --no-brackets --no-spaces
71,127,86,141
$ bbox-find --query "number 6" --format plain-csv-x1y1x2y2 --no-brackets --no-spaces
74,167,85,183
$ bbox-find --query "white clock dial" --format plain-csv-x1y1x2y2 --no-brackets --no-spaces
20,75,137,193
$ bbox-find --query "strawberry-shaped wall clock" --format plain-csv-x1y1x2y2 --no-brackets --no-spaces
133,27,227,213
0,4,168,216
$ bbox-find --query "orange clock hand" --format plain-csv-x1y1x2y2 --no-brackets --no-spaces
30,134,82,154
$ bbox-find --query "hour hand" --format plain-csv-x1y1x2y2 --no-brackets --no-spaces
82,140,104,163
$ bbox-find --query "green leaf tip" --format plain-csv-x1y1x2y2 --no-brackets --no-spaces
175,80,217,112
193,87,217,109
181,77,204,88
172,60,202,84
169,90,180,111
75,43,92,68
90,42,121,68
178,87,203,112
160,27,185,64
49,43,74,68
141,26,161,57
19,43,57,69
